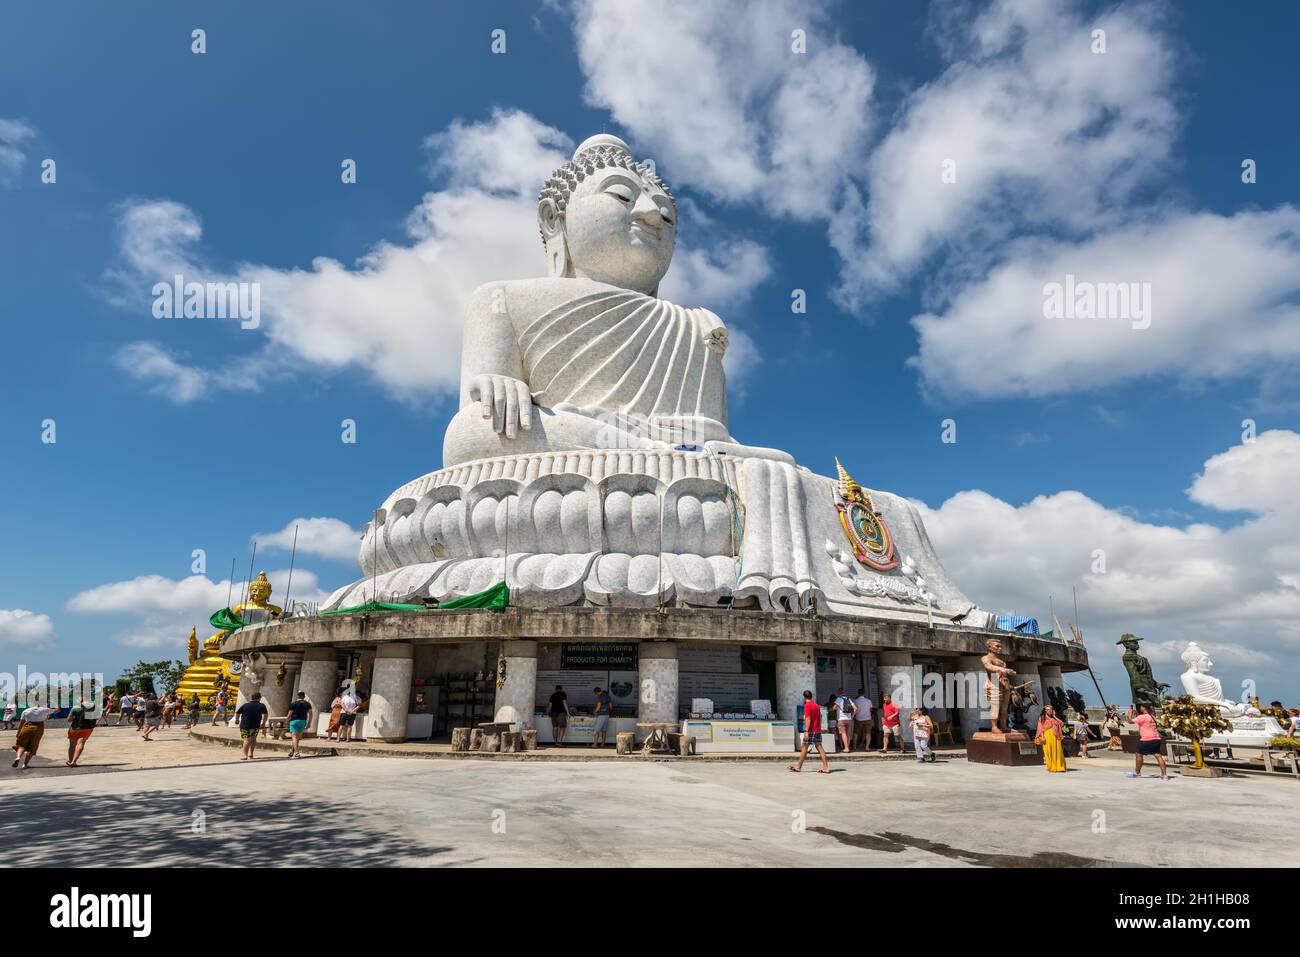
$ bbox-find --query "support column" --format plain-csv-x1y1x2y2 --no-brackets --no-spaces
1015,660,1043,731
368,643,414,742
878,651,917,743
1038,664,1067,716
637,642,679,724
299,648,340,731
957,655,985,742
494,640,538,730
775,644,815,721
259,652,302,719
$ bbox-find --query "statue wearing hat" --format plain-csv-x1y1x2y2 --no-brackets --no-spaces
1116,633,1167,710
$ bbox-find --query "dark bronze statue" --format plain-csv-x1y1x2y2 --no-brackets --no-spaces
1116,633,1168,710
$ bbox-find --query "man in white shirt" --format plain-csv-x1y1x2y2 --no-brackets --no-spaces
117,693,135,725
339,686,362,743
852,689,874,752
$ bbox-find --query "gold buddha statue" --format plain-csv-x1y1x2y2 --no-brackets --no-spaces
176,571,283,702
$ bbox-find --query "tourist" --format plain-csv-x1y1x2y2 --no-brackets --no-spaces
212,690,229,726
323,689,343,741
910,707,935,763
133,693,147,731
338,685,362,742
1071,711,1093,758
185,693,201,729
548,684,570,745
66,696,97,767
235,692,270,760
591,686,611,749
116,691,134,726
141,693,162,741
161,693,176,729
2,699,15,730
834,687,856,753
1126,704,1168,780
1102,705,1123,750
1036,704,1067,773
851,689,873,752
11,698,56,769
285,691,313,758
789,690,830,773
878,693,903,754
1290,708,1300,739
102,692,115,721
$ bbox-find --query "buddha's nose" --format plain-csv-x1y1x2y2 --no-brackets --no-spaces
631,193,662,229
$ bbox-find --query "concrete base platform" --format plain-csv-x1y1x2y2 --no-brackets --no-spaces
190,725,962,762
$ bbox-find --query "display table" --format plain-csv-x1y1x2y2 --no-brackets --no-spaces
534,715,639,744
682,719,796,753
314,713,434,741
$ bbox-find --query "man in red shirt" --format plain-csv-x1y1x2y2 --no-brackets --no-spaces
790,690,830,773
879,693,903,754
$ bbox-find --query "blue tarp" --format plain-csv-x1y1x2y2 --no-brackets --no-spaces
994,615,1040,634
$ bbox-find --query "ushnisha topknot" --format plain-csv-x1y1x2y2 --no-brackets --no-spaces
537,133,674,245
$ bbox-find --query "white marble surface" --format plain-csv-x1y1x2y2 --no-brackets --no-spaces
329,133,988,628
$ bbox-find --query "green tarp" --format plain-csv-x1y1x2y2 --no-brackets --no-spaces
321,580,509,616
209,607,247,631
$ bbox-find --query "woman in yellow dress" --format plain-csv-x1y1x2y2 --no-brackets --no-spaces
1037,704,1068,773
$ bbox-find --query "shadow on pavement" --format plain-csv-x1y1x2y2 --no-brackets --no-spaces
1,788,455,867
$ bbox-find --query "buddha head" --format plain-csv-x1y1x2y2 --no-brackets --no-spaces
248,571,273,605
538,134,677,296
1180,642,1213,673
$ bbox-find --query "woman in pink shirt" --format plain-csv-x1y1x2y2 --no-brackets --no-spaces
1036,705,1067,773
1126,704,1168,780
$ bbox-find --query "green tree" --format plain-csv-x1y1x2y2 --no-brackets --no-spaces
119,659,187,696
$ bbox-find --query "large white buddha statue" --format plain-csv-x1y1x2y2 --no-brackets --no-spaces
324,134,990,625
1178,642,1247,717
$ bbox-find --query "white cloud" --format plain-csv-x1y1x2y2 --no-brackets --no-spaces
0,118,35,187
66,570,329,649
0,609,55,647
254,517,363,563
570,0,874,220
835,0,1178,304
1188,430,1300,514
909,207,1300,400
915,430,1300,700
108,109,770,403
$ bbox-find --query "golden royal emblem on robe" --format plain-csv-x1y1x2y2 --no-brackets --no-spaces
833,458,899,572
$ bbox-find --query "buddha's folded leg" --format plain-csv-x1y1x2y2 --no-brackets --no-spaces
442,403,668,468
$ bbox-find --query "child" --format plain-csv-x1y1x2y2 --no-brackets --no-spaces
1071,711,1093,758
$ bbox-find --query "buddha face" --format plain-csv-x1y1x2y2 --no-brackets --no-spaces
562,168,676,295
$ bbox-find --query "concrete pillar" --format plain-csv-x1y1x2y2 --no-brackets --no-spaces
368,643,414,742
637,642,679,724
878,651,917,743
299,647,340,731
957,655,985,741
494,640,538,730
259,652,303,719
1014,660,1043,732
1038,664,1067,717
775,644,815,722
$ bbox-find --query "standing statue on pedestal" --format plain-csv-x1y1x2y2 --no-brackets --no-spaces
1116,634,1168,710
982,638,1018,734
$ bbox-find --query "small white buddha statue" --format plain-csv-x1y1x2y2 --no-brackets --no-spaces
1178,642,1246,717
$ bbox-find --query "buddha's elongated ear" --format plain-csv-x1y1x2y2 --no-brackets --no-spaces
538,197,571,278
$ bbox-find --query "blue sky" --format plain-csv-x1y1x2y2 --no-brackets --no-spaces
2,0,1299,707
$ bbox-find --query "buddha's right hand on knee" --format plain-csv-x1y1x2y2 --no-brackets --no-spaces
468,374,534,439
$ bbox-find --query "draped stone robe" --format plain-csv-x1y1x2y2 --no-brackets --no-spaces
485,279,733,452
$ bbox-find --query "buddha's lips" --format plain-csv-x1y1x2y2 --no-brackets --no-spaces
630,222,663,242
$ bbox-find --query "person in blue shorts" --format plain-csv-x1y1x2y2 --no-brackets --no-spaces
285,691,314,759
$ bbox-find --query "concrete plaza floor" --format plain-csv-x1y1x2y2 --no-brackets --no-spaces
4,724,1298,867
